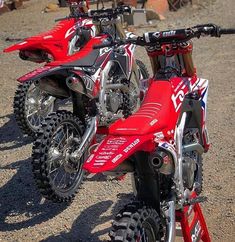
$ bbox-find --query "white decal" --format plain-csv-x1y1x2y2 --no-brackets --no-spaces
150,119,158,126
162,30,176,37
83,75,94,91
123,139,140,153
18,41,28,46
154,132,164,140
86,154,94,163
43,35,53,39
96,155,111,159
94,159,106,163
107,138,126,145
112,154,123,163
191,221,201,242
99,47,111,56
65,26,76,39
99,152,115,155
172,90,185,112
153,32,160,39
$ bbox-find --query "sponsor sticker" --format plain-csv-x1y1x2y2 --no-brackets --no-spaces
112,154,123,163
123,139,140,153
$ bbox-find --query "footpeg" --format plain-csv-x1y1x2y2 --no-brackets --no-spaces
185,196,208,206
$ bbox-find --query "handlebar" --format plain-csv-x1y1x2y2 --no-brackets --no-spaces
219,28,235,34
55,5,131,22
93,24,235,49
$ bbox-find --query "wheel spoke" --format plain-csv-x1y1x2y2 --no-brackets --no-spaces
26,109,38,118
57,172,66,189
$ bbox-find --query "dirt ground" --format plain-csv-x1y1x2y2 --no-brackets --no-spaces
0,0,234,241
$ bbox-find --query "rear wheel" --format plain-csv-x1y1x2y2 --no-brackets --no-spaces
13,80,56,138
32,111,85,203
110,202,163,242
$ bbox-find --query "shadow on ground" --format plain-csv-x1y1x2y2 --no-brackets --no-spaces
41,193,133,242
0,114,32,151
0,158,68,231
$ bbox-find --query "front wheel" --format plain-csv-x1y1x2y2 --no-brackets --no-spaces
136,59,150,80
32,111,85,203
110,202,163,242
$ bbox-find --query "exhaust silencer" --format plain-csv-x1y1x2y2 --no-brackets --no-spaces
66,76,85,95
150,150,174,175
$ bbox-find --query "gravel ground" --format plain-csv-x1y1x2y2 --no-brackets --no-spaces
0,0,234,241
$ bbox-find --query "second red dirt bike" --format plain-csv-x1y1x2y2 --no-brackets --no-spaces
30,6,149,203
3,0,95,137
83,24,235,241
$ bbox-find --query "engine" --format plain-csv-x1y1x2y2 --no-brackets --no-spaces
182,129,200,190
106,90,124,113
182,155,196,189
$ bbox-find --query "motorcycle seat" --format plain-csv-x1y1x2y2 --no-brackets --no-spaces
110,81,175,136
61,48,100,67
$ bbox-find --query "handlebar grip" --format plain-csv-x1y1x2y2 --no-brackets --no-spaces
220,28,235,35
93,42,113,49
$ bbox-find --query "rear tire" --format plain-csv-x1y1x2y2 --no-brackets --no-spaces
32,110,85,203
13,80,55,138
110,201,163,242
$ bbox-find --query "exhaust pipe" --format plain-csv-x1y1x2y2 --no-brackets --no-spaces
182,143,204,155
34,78,69,98
106,84,129,92
151,155,163,169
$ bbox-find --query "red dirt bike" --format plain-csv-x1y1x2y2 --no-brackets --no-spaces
3,0,95,137
30,6,149,203
83,24,235,241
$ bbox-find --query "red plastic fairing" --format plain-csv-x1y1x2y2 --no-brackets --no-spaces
3,20,76,53
17,66,55,83
46,35,108,66
83,134,154,173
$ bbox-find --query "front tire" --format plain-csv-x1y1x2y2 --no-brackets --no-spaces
32,111,85,203
136,59,149,80
110,202,163,242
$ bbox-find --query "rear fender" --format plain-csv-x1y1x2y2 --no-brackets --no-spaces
83,134,155,173
3,40,37,53
17,65,63,83
17,65,70,98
